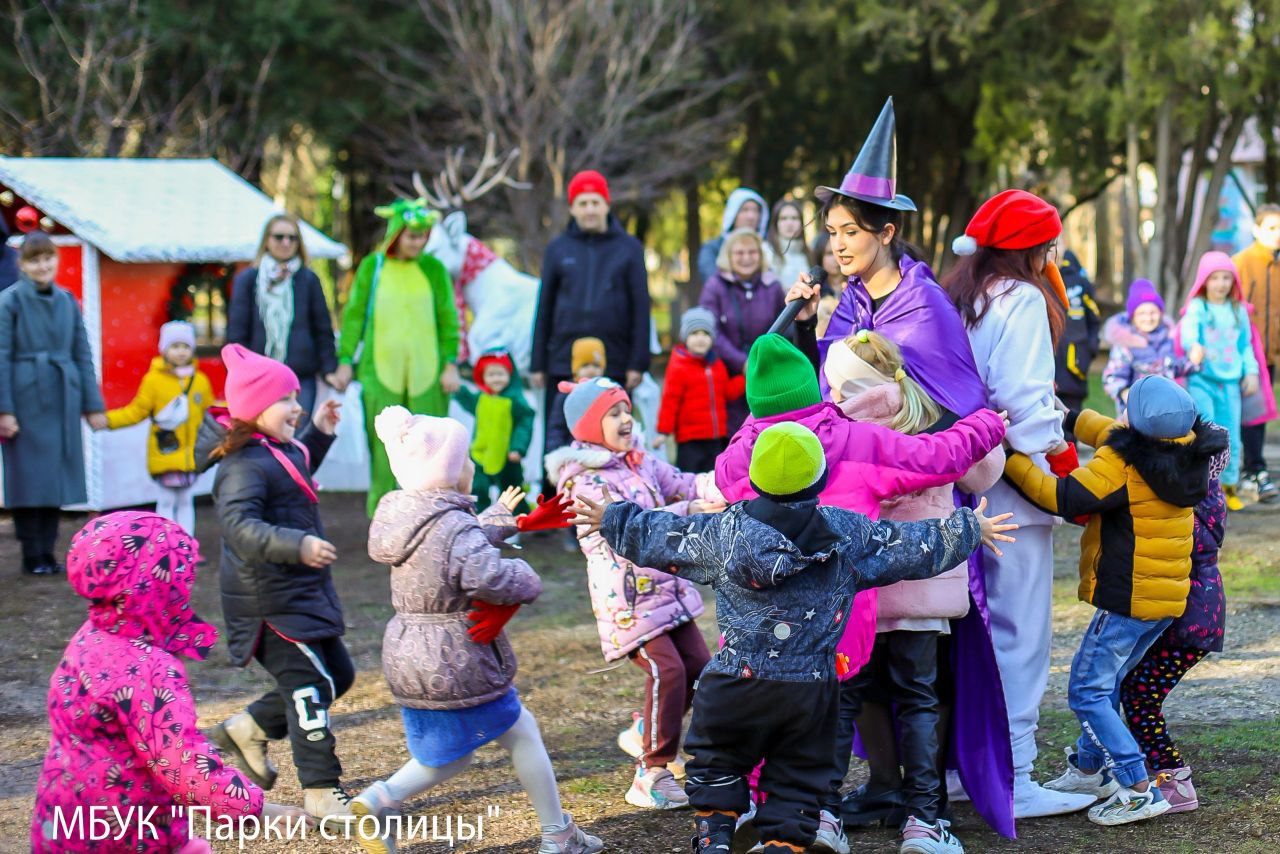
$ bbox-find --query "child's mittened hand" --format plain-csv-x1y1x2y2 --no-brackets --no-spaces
312,399,342,434
498,486,528,513
300,535,337,567
973,496,1018,557
517,493,575,531
466,600,521,644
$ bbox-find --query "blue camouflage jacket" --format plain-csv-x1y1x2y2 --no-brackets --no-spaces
600,500,980,682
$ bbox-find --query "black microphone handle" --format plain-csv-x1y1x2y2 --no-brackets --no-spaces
766,266,828,336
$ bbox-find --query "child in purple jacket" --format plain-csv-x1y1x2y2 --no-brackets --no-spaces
1103,279,1195,415
1118,428,1229,814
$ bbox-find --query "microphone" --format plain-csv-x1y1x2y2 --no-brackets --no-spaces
767,266,828,336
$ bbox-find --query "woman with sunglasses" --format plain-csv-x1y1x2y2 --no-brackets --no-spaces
228,214,340,415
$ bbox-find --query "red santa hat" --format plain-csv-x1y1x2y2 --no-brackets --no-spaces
952,189,1061,256
567,170,610,205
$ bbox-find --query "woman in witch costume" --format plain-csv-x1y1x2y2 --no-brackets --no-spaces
335,198,462,516
785,99,1063,844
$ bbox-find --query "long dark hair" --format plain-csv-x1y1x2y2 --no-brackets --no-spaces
209,419,258,460
818,195,924,265
943,242,1065,346
767,199,806,258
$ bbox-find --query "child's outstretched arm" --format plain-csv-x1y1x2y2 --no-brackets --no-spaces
103,376,156,430
863,408,1008,500
1062,409,1116,450
577,495,718,585
452,525,542,606
831,499,1012,589
1005,438,1128,519
217,464,318,566
1102,347,1134,402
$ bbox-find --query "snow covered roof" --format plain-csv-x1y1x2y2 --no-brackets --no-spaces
0,156,346,263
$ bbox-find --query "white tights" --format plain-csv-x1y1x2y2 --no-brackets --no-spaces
155,484,196,534
383,707,565,829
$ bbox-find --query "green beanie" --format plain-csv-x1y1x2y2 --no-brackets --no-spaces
745,333,822,418
749,422,826,497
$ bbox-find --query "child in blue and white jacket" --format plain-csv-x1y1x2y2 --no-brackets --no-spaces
573,422,1015,854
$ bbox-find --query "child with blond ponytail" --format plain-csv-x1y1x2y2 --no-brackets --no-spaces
821,329,1007,850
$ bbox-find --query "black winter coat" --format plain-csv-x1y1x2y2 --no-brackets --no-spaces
196,414,340,665
1054,251,1102,399
532,216,650,379
227,266,338,379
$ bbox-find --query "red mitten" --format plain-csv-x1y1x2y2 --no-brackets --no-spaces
466,600,521,644
1047,443,1080,478
516,492,574,532
1047,444,1088,524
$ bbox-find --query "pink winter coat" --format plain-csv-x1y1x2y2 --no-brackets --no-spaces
715,402,1005,678
548,443,720,661
32,513,262,854
838,385,1006,625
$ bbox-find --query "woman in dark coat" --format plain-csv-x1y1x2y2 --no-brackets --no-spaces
227,214,338,414
0,232,105,576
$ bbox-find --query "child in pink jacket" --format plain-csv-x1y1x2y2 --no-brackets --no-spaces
714,333,1005,844
546,377,724,811
824,330,1006,846
32,512,303,853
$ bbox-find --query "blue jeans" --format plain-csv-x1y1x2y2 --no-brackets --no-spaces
1068,609,1172,788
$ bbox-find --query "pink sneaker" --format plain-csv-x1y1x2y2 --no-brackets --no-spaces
1155,767,1198,813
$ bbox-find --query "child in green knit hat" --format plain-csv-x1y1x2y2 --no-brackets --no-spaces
453,348,535,512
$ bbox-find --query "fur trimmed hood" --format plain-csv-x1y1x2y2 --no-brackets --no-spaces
1105,417,1229,507
543,442,621,483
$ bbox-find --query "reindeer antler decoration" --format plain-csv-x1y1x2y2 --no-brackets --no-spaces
413,133,531,209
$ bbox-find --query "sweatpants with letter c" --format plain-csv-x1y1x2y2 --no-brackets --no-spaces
246,631,355,788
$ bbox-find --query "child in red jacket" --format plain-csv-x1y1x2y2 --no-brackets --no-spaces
655,307,746,472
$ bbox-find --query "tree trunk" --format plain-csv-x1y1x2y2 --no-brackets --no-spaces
1182,111,1248,302
1263,83,1280,203
1124,116,1142,285
1170,109,1217,297
1148,97,1173,289
1095,185,1115,300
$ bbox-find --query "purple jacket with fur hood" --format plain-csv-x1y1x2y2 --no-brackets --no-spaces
548,443,720,660
837,384,1005,625
369,490,541,710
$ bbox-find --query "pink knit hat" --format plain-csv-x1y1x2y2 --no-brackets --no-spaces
221,343,300,422
374,405,471,491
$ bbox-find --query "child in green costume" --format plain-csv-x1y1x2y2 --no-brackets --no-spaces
334,198,462,516
455,348,535,512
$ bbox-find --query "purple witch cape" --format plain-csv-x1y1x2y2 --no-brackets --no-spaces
823,254,1017,838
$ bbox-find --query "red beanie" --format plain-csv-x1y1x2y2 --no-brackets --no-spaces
474,350,515,394
221,344,300,422
954,189,1061,254
567,170,610,205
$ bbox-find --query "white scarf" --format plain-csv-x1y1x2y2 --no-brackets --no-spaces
824,339,895,403
256,255,302,362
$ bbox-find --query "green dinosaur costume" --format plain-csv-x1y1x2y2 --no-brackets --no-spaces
338,199,459,516
454,348,535,511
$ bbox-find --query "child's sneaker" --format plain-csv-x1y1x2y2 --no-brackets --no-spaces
539,812,603,854
812,809,850,853
304,785,356,820
1154,766,1199,813
899,816,964,854
625,766,690,810
617,713,687,779
1087,785,1170,826
1044,748,1119,800
690,811,735,853
1224,484,1246,511
1255,471,1279,503
351,781,400,854
209,712,278,790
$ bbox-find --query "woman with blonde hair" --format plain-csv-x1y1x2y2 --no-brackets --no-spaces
227,213,338,414
698,227,785,432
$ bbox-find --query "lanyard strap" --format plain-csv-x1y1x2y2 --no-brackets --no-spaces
256,435,318,503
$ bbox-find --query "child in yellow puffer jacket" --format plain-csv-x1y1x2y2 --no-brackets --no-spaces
103,321,213,533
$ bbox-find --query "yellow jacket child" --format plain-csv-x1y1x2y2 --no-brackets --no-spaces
106,321,213,477
1004,379,1226,621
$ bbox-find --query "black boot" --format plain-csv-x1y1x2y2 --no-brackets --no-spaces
841,782,906,827
690,811,735,852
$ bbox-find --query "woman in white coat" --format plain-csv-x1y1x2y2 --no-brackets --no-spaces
943,190,1096,819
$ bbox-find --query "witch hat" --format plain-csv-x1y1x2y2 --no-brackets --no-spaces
816,97,916,212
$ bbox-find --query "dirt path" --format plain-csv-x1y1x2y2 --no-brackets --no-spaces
1,493,1277,852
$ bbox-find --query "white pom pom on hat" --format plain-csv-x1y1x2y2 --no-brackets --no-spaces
374,405,414,444
952,234,978,256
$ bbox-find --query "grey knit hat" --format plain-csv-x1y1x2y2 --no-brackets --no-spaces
559,377,631,445
1127,375,1196,439
679,306,717,343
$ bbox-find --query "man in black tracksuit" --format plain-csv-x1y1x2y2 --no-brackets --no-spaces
530,170,650,492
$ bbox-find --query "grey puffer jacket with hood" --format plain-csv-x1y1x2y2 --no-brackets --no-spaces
368,489,542,710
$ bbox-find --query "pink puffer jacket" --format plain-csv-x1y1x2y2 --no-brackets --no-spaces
838,385,1005,625
548,443,720,661
715,402,1005,678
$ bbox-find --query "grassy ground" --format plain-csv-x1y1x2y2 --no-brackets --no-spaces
1,489,1278,853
